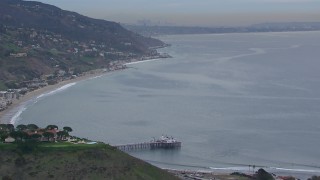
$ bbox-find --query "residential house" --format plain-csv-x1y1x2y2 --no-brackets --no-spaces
0,91,7,98
4,92,15,99
0,99,7,110
26,128,59,142
10,53,28,58
57,70,66,77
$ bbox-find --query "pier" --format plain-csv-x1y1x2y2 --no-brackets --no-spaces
115,136,181,151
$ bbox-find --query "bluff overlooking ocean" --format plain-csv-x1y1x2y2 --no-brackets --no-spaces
6,31,320,179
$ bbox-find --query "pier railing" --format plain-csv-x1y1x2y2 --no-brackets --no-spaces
115,141,181,151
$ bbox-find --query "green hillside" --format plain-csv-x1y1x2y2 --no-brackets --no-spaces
0,142,178,180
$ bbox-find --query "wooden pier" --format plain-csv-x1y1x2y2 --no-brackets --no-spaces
115,141,181,151
115,136,182,151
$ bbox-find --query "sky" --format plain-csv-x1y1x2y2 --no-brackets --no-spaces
37,0,320,26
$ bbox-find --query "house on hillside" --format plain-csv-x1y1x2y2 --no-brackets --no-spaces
0,91,7,98
10,53,28,58
25,128,58,142
0,99,6,110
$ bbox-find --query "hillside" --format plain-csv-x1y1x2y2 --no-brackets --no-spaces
0,142,178,180
0,0,165,89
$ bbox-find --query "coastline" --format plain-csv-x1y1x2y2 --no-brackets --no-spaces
0,69,110,124
166,168,319,180
0,55,168,124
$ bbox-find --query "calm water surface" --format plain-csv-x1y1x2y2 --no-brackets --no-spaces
13,32,320,176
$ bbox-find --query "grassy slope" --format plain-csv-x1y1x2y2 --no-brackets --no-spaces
0,143,178,180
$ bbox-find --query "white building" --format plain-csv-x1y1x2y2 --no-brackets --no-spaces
0,99,7,110
4,136,15,143
0,91,7,98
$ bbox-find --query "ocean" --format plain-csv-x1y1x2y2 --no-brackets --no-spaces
7,32,320,177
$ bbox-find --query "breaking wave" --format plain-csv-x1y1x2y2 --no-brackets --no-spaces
9,105,27,124
9,82,77,124
36,82,76,99
125,59,161,65
145,159,320,175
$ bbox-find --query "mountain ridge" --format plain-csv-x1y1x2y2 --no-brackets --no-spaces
0,0,165,88
0,0,163,51
123,22,320,36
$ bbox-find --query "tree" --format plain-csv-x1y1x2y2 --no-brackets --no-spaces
10,131,28,141
9,131,19,140
42,132,54,141
57,131,69,140
6,124,14,132
16,124,27,131
0,124,8,131
0,131,8,142
255,169,274,180
63,126,72,133
46,125,58,130
19,131,29,141
27,124,39,130
30,134,42,139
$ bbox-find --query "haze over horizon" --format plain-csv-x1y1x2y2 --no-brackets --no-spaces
31,0,320,26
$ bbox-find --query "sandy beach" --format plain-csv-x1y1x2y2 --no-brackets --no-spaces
0,70,110,124
0,56,165,124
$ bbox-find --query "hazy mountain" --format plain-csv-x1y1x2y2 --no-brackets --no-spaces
124,22,320,36
0,0,165,86
0,0,163,52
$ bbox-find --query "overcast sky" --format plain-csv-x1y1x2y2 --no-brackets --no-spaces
37,0,320,26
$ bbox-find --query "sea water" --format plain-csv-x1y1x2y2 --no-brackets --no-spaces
11,32,320,177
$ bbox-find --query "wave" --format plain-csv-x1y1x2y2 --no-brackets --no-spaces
146,159,209,169
88,75,103,80
269,167,320,173
9,105,27,124
125,59,161,65
209,166,320,174
145,159,320,175
9,82,77,124
36,82,76,99
209,166,254,171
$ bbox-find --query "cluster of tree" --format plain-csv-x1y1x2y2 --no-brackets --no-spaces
0,124,72,142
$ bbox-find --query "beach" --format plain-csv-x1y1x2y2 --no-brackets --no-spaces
0,69,110,124
0,56,165,124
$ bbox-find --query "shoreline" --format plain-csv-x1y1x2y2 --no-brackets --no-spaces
165,168,320,180
0,70,110,124
0,55,168,124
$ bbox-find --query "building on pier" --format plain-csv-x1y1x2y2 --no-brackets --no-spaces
115,135,181,151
